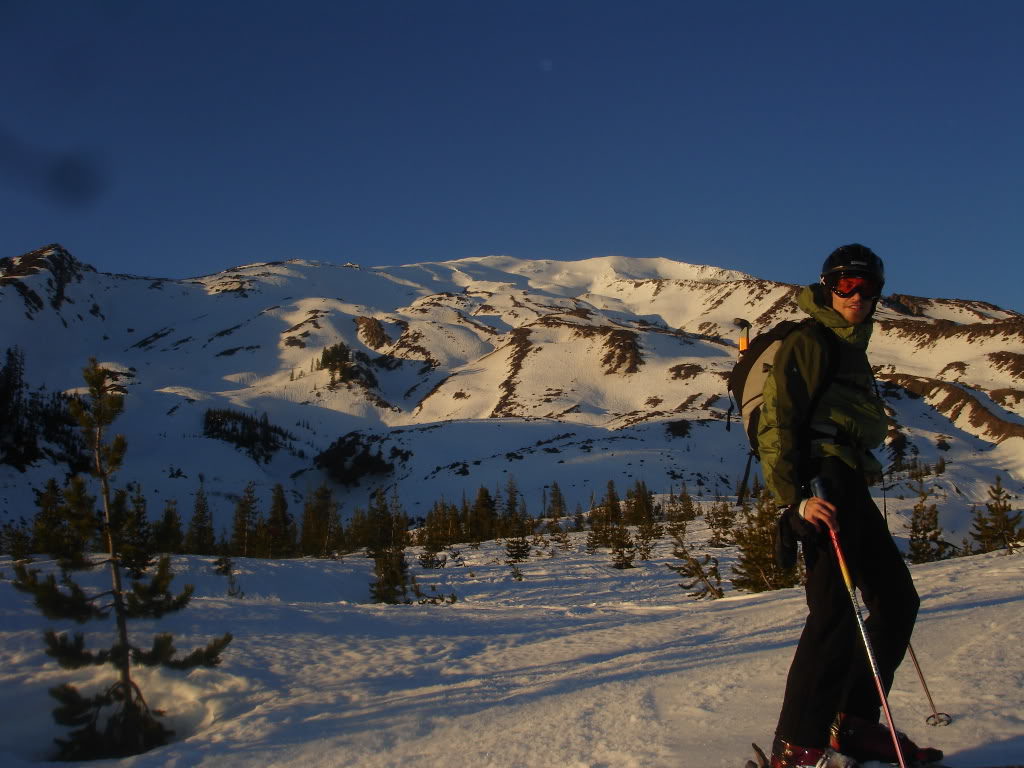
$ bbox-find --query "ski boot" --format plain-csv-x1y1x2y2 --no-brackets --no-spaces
765,738,858,768
830,713,943,765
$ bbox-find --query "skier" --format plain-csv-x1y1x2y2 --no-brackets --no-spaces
758,245,942,767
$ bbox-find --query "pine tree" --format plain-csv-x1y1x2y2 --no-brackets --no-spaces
367,489,410,603
626,480,662,560
465,486,497,545
364,488,403,555
370,545,409,603
664,484,697,539
624,479,658,525
731,490,800,592
705,498,736,548
546,482,572,550
908,480,951,564
568,502,583,532
418,499,452,568
587,482,622,551
497,475,523,538
230,482,258,558
545,482,567,534
116,483,153,579
265,483,295,558
152,499,184,554
504,532,531,564
0,345,37,469
1,515,32,560
971,476,1023,553
300,483,335,556
603,480,623,527
184,481,216,555
31,478,70,557
608,522,636,569
47,474,97,570
664,520,723,599
987,476,1022,550
11,359,231,760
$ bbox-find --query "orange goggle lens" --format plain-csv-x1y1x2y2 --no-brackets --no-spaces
830,275,881,299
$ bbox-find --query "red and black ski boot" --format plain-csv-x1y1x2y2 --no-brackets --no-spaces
830,713,943,765
763,738,858,768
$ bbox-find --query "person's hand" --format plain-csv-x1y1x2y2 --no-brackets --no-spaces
801,496,838,533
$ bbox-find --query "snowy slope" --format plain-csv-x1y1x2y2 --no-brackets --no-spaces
1,538,1021,768
2,245,1023,541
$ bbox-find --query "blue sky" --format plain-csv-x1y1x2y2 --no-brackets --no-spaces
1,1,1021,311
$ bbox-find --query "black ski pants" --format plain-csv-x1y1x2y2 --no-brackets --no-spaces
775,457,920,748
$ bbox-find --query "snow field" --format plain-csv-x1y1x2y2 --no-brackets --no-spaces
1,532,1022,768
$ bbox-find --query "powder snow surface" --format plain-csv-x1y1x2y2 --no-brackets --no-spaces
1,534,1022,768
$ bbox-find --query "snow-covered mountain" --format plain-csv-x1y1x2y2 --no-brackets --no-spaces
2,244,1022,539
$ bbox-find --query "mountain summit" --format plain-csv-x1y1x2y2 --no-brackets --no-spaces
1,246,1021,531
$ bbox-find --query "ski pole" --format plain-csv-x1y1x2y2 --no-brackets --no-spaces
906,642,952,726
810,477,908,768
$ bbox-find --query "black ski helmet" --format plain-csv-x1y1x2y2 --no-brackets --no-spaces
820,243,885,287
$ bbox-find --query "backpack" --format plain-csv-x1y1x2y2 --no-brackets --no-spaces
726,318,839,502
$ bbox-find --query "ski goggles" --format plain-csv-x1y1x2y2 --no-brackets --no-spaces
825,274,882,299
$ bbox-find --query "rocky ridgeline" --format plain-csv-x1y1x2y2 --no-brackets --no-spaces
1,245,1022,520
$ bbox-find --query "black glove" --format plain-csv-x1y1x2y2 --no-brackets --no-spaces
774,504,802,570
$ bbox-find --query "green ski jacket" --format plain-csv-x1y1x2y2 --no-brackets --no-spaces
758,284,888,506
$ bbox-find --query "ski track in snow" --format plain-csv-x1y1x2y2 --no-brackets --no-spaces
1,538,1022,768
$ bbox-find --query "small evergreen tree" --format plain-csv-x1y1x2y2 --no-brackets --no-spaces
602,480,623,527
184,481,216,555
587,482,622,551
367,489,411,603
585,511,608,553
465,486,497,546
545,482,567,534
625,480,661,560
503,494,532,565
664,521,723,600
731,491,800,592
907,480,952,564
116,484,153,579
970,476,1022,553
300,483,335,556
151,499,184,554
1,515,33,560
572,502,585,532
32,478,72,559
265,483,295,558
663,486,694,539
504,534,531,564
547,482,573,551
230,482,258,558
418,499,452,567
624,479,658,525
705,498,736,548
608,522,636,569
11,359,231,760
370,541,410,603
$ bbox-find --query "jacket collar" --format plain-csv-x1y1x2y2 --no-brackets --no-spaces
797,284,873,348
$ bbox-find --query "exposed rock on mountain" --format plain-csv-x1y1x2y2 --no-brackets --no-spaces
2,245,1021,529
